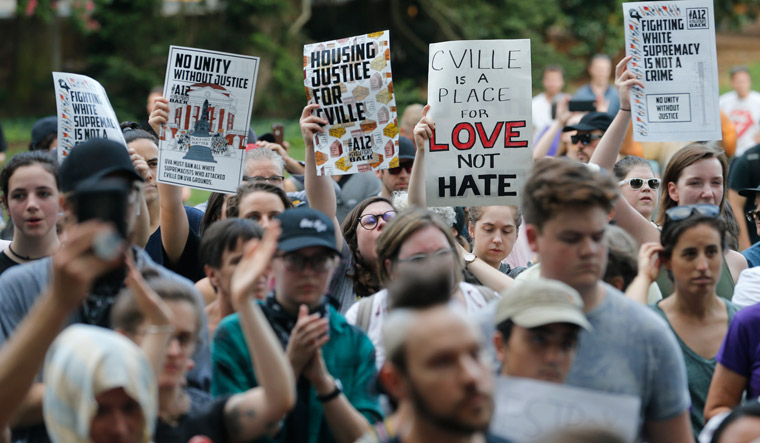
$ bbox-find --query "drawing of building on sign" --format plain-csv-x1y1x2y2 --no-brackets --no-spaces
162,83,248,157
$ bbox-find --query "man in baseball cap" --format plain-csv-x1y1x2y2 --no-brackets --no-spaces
212,206,383,443
493,279,591,383
376,136,416,199
739,185,760,268
562,112,613,163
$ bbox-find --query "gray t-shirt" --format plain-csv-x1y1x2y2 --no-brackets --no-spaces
566,284,690,424
0,247,211,442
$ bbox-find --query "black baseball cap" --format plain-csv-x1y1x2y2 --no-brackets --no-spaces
563,112,613,133
59,138,143,193
739,186,760,198
30,116,58,150
398,136,415,161
276,207,338,254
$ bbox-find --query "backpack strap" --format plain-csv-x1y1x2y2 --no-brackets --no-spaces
356,295,375,332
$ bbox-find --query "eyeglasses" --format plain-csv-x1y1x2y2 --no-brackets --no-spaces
747,208,760,223
387,164,413,175
396,248,455,265
571,134,603,145
136,329,197,353
618,178,661,190
665,204,720,222
358,210,397,230
277,252,337,273
244,175,285,185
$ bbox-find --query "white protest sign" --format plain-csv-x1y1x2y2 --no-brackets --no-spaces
304,31,399,176
158,46,259,193
490,377,641,442
425,39,532,207
623,0,721,142
53,72,126,163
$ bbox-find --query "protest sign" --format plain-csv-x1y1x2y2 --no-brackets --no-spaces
425,39,532,207
158,46,259,193
623,0,721,142
303,31,398,176
53,72,126,163
490,377,641,442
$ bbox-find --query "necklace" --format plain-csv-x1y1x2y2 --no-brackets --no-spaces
7,243,45,261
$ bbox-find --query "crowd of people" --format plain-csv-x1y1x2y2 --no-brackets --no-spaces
1,47,760,443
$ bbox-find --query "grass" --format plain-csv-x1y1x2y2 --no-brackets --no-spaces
1,118,305,207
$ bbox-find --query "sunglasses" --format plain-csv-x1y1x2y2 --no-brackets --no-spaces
387,164,413,175
358,210,397,230
747,208,760,223
571,133,603,145
665,204,720,222
618,178,661,190
277,252,337,273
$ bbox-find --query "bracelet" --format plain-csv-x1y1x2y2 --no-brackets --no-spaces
620,108,631,112
144,325,174,334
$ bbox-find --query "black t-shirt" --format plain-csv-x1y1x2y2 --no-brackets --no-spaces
145,205,205,282
154,395,231,443
386,433,512,443
0,249,20,276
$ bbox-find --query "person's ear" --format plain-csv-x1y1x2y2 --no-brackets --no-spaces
525,224,540,253
661,255,672,271
379,363,407,400
607,275,625,291
493,331,507,367
375,170,383,180
668,181,679,203
205,265,221,290
468,221,475,239
1,195,7,213
384,258,393,278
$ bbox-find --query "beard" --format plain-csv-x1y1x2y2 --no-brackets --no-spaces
407,378,493,435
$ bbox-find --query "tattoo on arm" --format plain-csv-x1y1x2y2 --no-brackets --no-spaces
224,404,256,437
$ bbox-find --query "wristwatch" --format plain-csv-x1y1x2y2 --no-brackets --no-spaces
317,378,343,403
463,252,477,267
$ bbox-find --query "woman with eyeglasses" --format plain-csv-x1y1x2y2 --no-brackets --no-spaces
630,204,738,437
589,57,748,300
345,208,499,368
614,156,660,222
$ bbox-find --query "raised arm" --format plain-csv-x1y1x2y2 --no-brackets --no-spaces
625,242,663,304
455,242,513,293
124,257,174,379
590,57,660,244
532,96,571,161
0,222,125,428
408,104,431,208
300,104,343,250
149,98,190,264
224,221,296,441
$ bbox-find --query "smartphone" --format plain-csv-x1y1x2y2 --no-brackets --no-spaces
568,99,596,112
75,179,129,239
272,123,284,145
75,178,130,286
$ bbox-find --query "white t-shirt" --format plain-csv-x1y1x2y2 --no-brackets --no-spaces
532,93,553,143
719,90,760,156
345,281,494,369
730,267,760,308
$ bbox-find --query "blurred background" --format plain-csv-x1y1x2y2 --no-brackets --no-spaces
1,0,759,202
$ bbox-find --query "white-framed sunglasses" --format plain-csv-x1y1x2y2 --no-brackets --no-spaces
618,178,661,190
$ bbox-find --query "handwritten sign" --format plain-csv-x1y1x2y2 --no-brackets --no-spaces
425,39,532,207
304,31,399,176
53,72,126,162
158,46,259,193
490,377,641,442
624,0,721,141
